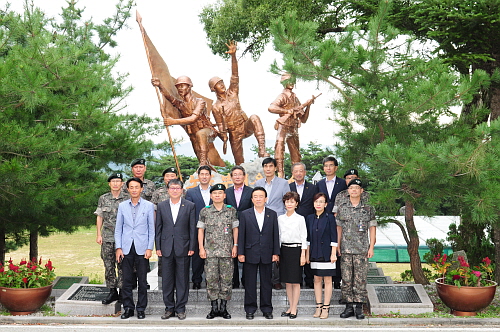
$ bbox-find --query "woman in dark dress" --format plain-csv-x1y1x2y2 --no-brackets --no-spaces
305,192,338,319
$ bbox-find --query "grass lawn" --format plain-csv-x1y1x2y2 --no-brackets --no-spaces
5,226,159,284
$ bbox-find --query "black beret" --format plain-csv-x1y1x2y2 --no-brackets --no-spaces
347,178,363,188
344,168,359,178
162,167,177,177
130,158,146,167
107,173,123,182
210,183,226,193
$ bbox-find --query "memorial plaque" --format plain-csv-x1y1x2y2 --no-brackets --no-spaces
368,268,380,276
53,277,85,289
374,285,422,303
68,285,110,302
367,276,389,284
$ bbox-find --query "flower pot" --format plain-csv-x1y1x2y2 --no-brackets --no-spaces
435,278,497,316
0,285,53,315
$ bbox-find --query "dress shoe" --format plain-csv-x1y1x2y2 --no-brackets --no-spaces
246,312,254,320
340,303,355,318
120,308,134,319
137,311,145,319
355,303,365,319
219,300,231,319
263,312,273,319
289,310,297,319
193,282,201,290
280,311,290,317
273,283,282,290
177,312,186,320
102,288,119,304
161,310,175,319
333,281,341,289
320,304,330,319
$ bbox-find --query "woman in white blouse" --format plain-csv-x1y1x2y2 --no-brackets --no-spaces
278,191,308,319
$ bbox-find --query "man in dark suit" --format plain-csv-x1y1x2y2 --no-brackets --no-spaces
156,179,196,320
238,187,280,320
225,165,253,289
289,162,318,288
316,156,347,290
185,165,213,289
115,178,155,320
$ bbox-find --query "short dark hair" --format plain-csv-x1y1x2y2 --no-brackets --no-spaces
167,178,184,189
197,165,212,175
252,186,267,198
282,191,300,205
262,157,277,167
230,165,246,176
313,192,328,202
322,156,338,166
126,177,143,188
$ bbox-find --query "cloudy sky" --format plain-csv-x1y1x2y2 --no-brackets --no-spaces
4,0,340,162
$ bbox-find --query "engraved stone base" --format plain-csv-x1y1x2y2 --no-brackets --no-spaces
55,284,120,316
51,276,89,298
367,284,433,315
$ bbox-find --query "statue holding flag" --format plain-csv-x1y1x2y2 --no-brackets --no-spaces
137,12,225,169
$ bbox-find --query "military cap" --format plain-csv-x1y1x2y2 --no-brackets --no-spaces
107,173,123,182
162,167,177,177
347,178,363,188
344,168,359,178
130,158,146,167
210,183,226,193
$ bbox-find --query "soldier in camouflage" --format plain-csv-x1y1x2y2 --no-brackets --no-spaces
151,167,180,207
336,179,376,320
198,183,239,319
332,169,370,215
94,173,129,304
123,159,156,201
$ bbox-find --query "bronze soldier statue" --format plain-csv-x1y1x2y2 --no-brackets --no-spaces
152,76,223,167
269,73,318,177
209,41,269,165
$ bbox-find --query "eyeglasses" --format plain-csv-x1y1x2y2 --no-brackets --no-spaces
168,187,183,191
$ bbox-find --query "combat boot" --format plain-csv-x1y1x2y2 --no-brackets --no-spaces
355,302,365,319
339,302,355,318
102,288,119,304
206,300,219,319
219,299,231,319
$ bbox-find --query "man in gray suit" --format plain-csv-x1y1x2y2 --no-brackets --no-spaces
155,179,196,320
115,178,155,320
254,157,289,289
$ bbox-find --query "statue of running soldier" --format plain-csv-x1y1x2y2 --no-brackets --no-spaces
208,41,269,165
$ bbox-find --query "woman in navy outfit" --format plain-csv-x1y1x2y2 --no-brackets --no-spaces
305,192,338,319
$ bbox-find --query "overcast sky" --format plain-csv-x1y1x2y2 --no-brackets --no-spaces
4,0,340,163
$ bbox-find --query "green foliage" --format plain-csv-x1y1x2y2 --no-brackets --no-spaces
0,1,160,258
400,268,435,282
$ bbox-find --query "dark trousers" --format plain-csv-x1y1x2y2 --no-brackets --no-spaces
232,257,243,287
191,239,205,284
303,263,313,285
162,254,190,313
243,261,273,314
121,242,149,311
333,258,342,284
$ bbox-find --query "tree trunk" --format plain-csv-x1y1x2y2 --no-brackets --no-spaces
494,223,500,283
405,201,429,285
29,229,38,262
0,227,5,265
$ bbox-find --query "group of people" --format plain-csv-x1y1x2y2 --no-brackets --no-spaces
94,156,376,320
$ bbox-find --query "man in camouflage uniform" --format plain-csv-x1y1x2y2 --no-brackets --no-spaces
95,173,129,304
332,169,370,216
123,158,155,201
151,167,179,207
198,183,238,319
336,179,376,320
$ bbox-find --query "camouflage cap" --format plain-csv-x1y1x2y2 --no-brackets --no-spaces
162,167,177,176
210,183,226,193
347,178,363,188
